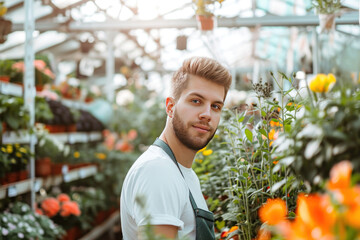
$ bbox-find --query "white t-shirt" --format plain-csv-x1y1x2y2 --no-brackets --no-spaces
120,145,208,240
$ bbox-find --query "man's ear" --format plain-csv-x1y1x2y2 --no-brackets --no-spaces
165,97,175,118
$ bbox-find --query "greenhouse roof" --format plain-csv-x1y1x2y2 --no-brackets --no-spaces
0,0,359,90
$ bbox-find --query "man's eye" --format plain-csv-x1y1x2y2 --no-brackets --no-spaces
212,104,221,110
192,99,200,104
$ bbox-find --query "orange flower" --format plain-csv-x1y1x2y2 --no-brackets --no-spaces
345,202,360,229
35,207,44,215
115,141,133,152
327,160,352,190
332,186,360,207
296,194,336,235
220,226,238,239
57,193,70,203
60,201,81,217
270,120,283,127
259,198,287,225
127,129,138,141
41,197,60,217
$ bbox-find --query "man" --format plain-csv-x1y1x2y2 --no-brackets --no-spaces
120,56,232,239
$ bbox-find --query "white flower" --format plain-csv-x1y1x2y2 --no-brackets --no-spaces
2,216,7,222
19,222,24,228
39,229,44,235
8,223,16,230
21,206,27,212
26,227,32,233
1,228,9,236
18,232,24,238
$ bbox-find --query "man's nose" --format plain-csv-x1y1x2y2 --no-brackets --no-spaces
199,105,211,122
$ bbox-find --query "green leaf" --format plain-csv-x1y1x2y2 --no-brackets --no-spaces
245,129,253,143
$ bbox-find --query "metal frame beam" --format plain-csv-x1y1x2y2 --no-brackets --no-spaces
11,12,359,32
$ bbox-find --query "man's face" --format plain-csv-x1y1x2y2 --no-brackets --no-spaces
171,75,225,151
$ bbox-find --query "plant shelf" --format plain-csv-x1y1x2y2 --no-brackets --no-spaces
0,82,23,97
0,165,97,199
1,130,32,144
2,131,102,144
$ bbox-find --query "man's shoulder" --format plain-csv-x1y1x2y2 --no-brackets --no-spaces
127,145,178,177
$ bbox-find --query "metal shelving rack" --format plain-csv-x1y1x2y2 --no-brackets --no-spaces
0,165,98,200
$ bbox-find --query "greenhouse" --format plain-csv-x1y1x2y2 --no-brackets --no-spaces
0,0,359,239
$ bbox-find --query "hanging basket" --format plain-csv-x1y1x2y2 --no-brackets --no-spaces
318,13,336,33
196,15,216,31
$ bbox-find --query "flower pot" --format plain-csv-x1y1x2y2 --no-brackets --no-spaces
44,124,66,133
18,170,28,181
2,122,6,133
196,15,216,31
36,157,52,177
6,171,18,184
0,176,7,185
0,75,10,83
62,226,81,240
36,85,44,92
51,163,68,175
318,13,336,33
66,124,76,132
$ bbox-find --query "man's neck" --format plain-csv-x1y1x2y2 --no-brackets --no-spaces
159,131,196,168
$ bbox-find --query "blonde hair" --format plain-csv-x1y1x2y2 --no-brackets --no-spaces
171,56,232,100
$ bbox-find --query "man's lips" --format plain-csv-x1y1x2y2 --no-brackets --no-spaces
193,124,211,132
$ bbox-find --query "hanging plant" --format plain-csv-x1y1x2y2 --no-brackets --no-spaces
192,0,225,31
309,0,343,33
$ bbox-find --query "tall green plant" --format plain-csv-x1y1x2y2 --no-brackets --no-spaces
195,74,307,239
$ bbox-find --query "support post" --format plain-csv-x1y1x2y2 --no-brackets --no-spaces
106,31,115,102
24,0,36,210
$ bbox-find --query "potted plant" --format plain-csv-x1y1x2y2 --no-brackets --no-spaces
310,0,342,33
193,0,225,31
35,125,68,177
11,58,55,90
37,193,82,240
0,60,17,83
0,95,30,132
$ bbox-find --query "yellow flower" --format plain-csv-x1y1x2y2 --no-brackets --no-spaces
19,147,27,153
195,159,203,163
202,149,213,156
95,153,106,160
197,147,206,154
1,147,6,152
309,73,336,93
6,145,13,153
10,158,16,164
73,151,80,158
16,152,22,158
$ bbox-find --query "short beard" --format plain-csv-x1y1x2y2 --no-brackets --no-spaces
172,111,216,151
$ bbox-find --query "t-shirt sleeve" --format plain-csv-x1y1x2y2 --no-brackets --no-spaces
131,159,187,229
